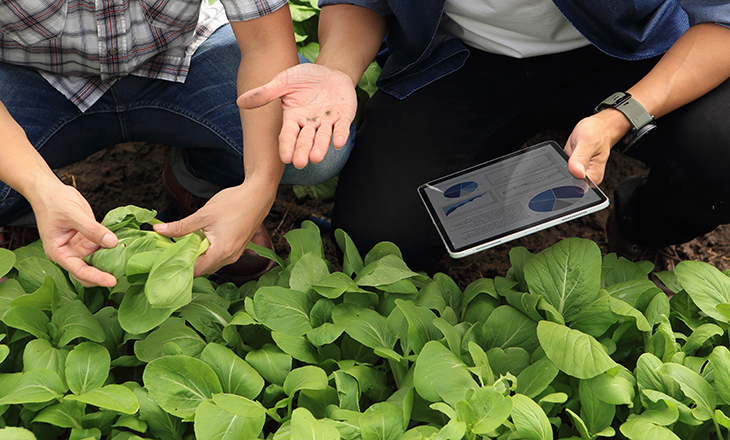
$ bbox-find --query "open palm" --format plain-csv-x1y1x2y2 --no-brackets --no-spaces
238,63,358,168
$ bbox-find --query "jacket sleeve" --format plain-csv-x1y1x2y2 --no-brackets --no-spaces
681,0,730,28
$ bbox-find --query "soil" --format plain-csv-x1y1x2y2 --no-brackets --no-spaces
55,135,730,290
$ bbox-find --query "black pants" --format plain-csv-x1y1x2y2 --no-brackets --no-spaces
331,45,730,270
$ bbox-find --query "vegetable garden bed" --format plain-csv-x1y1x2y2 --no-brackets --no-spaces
3,206,730,439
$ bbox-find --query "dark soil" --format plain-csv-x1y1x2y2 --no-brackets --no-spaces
56,136,730,289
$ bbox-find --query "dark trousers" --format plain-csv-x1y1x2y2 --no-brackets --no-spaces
332,44,730,269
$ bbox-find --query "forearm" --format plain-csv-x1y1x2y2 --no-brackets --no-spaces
0,101,62,207
597,23,730,145
316,4,386,86
231,7,299,193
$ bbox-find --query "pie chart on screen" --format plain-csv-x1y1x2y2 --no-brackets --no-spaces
528,186,585,212
444,181,478,198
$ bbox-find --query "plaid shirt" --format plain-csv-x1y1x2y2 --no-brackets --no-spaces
0,0,288,111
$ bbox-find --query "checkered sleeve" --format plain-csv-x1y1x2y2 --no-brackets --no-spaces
218,0,290,22
0,0,68,46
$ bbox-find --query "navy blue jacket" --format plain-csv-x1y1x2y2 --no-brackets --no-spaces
319,0,730,99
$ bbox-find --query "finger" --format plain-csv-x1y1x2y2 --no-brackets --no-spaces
237,74,287,109
567,154,587,180
293,125,317,169
279,119,301,163
585,165,605,185
332,120,352,150
193,251,218,278
310,123,333,164
64,256,117,287
154,213,205,238
193,240,239,277
73,217,118,249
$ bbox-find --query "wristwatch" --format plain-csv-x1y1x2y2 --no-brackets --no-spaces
594,92,656,153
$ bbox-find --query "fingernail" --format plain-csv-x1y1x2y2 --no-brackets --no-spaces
155,223,167,232
101,233,117,248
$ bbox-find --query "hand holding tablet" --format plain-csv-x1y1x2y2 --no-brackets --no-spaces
418,141,609,258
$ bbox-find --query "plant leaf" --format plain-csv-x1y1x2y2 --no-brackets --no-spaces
145,232,208,309
332,303,396,350
524,238,601,322
200,343,265,399
658,362,715,421
254,286,313,336
32,400,85,429
0,368,65,405
290,252,330,294
118,283,177,334
359,402,405,440
334,229,364,277
510,393,553,440
143,355,223,419
245,344,292,386
66,384,140,414
620,414,681,440
133,317,206,362
675,260,730,323
52,299,105,348
537,320,617,379
65,342,110,395
290,407,340,440
283,365,328,396
194,393,267,440
413,340,478,405
2,305,50,340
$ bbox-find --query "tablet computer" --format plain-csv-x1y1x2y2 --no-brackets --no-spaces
418,140,609,258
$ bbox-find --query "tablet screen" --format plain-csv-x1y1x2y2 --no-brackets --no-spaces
418,141,609,257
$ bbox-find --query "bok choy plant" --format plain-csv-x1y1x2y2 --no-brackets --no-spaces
2,205,730,439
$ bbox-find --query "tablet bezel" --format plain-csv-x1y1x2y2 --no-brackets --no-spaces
417,141,609,258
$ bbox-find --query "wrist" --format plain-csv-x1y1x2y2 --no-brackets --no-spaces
592,108,633,146
17,167,64,207
594,92,656,153
314,59,359,90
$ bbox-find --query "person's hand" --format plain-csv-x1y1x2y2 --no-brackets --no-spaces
237,63,358,169
32,184,119,287
152,182,274,277
564,112,628,184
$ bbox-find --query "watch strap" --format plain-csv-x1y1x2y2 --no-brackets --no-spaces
595,92,656,153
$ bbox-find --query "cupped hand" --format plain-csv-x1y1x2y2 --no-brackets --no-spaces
152,183,273,277
33,184,119,287
237,63,358,169
564,115,617,184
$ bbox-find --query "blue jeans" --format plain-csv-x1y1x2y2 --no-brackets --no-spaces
0,24,354,225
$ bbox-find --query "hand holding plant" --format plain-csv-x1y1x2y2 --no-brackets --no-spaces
153,183,273,277
30,182,118,287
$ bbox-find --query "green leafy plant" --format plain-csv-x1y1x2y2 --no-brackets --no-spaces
4,206,730,439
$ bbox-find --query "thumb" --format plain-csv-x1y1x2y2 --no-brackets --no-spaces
238,74,288,109
567,154,588,180
81,220,118,249
153,216,201,238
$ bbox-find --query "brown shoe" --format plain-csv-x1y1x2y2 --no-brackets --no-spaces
162,151,276,284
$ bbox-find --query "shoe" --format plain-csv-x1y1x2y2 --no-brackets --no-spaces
606,208,681,272
162,152,276,284
0,226,41,250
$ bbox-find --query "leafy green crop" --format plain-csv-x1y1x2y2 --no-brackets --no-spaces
3,206,730,439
